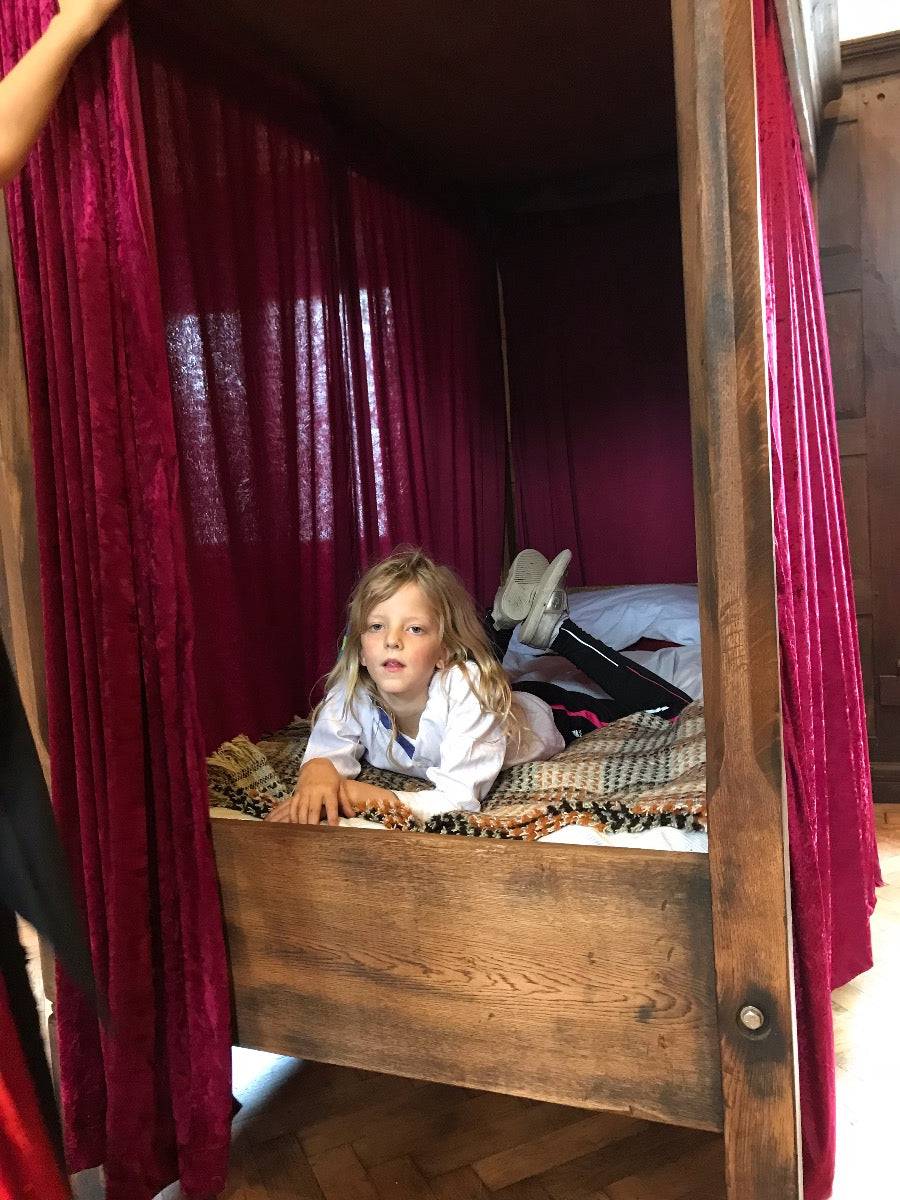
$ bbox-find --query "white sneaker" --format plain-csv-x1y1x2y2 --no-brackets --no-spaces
491,549,548,628
519,550,572,648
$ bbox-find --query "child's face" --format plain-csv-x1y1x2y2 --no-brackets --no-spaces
360,582,445,707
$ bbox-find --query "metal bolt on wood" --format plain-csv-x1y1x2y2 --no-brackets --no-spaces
738,1004,766,1032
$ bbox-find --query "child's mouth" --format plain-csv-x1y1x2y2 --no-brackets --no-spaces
382,660,405,672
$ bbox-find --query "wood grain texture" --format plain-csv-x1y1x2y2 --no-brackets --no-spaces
72,818,890,1198
672,0,801,1194
825,290,865,417
841,30,900,85
856,72,900,766
212,819,722,1131
838,455,872,612
0,194,49,779
820,59,900,786
774,0,841,178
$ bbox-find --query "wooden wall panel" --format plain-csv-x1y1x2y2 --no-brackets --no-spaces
819,52,900,797
839,455,871,612
818,118,859,248
825,291,865,418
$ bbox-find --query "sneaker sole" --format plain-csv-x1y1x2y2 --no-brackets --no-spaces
496,549,549,623
520,549,572,646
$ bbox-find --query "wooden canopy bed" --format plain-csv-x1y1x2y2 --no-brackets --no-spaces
191,2,838,1198
0,1,846,1199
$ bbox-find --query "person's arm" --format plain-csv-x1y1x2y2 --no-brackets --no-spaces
0,0,122,187
267,687,365,826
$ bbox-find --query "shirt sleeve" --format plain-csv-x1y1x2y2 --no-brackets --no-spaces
301,686,365,779
397,667,507,822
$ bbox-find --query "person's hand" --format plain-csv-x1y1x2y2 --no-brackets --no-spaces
337,778,396,812
56,0,123,46
266,758,354,826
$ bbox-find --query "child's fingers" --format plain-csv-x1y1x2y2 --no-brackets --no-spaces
324,794,340,826
339,791,355,818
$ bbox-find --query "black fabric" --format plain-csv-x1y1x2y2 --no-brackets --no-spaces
483,610,691,742
484,613,514,661
511,679,626,744
550,619,691,720
0,639,95,1003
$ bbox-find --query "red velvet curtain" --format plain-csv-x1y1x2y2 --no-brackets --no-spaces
135,38,506,749
755,1,881,1196
0,6,231,1198
500,196,696,585
0,975,70,1200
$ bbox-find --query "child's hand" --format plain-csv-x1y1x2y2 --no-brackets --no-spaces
56,0,122,44
266,758,354,826
337,779,397,811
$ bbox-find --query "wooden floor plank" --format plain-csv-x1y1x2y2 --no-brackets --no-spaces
540,1126,712,1200
604,1138,725,1199
354,1089,525,1169
493,1179,558,1200
234,1058,395,1146
369,1156,440,1200
310,1144,379,1200
473,1113,639,1191
244,1132,325,1200
301,1081,455,1161
430,1166,491,1200
415,1099,582,1178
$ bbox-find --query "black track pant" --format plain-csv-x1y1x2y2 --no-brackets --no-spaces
486,615,691,744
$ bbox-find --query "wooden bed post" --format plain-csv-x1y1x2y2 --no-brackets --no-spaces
671,1,803,1197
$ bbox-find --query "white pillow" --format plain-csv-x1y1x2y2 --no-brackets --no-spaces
505,583,700,657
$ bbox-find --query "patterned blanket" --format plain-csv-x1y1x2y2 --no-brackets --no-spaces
207,701,707,839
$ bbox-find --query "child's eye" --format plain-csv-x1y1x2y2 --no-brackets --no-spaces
367,622,382,632
408,625,425,635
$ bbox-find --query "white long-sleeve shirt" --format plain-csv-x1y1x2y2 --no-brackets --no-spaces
302,662,564,822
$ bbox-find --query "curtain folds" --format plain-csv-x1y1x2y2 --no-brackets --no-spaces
0,5,231,1197
0,7,505,1194
755,2,881,1196
135,39,506,749
500,197,697,586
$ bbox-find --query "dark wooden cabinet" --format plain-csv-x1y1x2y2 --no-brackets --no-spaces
818,33,900,800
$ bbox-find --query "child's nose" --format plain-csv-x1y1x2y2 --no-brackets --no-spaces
385,626,402,647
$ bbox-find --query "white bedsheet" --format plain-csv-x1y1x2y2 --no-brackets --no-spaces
504,644,704,704
212,808,707,852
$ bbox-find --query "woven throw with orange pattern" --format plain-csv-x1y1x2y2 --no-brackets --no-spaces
207,701,706,839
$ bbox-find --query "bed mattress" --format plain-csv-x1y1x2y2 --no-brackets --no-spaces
211,807,708,852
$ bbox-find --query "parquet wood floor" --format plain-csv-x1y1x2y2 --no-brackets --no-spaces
63,807,898,1199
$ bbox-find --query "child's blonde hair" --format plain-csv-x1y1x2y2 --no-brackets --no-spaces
318,546,518,747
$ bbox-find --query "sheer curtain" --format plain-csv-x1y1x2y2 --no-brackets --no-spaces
136,39,507,749
755,1,881,1196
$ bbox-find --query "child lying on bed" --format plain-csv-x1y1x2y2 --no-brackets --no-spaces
267,547,690,825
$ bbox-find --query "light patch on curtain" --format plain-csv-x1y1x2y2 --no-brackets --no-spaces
295,293,336,545
165,289,395,549
354,286,390,541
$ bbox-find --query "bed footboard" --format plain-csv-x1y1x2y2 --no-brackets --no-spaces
211,819,723,1131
